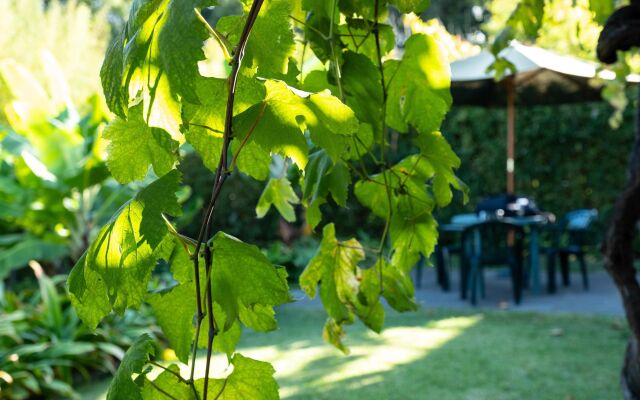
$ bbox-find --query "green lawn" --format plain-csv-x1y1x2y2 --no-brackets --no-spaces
79,307,628,400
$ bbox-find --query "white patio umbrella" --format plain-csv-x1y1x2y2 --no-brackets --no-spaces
450,41,639,194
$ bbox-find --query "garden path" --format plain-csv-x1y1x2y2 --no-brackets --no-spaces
289,268,624,316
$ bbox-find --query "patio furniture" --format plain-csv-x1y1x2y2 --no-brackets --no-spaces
433,214,484,291
545,209,598,292
460,220,525,305
439,202,549,294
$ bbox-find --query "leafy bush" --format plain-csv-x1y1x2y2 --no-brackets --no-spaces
0,0,112,118
441,100,636,229
0,56,135,278
0,262,155,400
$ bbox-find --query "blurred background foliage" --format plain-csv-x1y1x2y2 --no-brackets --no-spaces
441,100,636,225
0,0,113,120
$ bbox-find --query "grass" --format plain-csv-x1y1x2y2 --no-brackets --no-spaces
78,306,628,400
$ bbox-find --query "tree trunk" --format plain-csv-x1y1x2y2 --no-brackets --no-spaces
602,85,640,399
623,338,640,399
597,5,640,396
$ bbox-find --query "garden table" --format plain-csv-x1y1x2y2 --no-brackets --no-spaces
440,214,549,294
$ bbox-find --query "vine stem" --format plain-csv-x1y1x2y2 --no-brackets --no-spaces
373,0,392,292
190,1,266,399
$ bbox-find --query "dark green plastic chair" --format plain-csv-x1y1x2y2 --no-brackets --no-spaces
460,220,525,305
545,209,598,292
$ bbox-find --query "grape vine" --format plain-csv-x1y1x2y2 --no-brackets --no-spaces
67,0,466,398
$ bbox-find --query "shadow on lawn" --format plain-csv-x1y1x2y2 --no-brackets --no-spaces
239,306,628,400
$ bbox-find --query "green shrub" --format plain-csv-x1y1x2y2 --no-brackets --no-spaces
441,100,636,232
0,0,113,119
0,263,156,400
0,57,135,278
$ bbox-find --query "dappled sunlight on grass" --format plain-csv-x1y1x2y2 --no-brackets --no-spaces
321,317,483,386
236,315,482,398
77,309,626,400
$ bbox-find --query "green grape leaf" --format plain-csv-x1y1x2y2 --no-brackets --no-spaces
102,0,220,139
347,123,375,160
183,76,265,172
301,70,336,94
148,282,195,363
101,30,127,118
318,258,354,325
233,139,271,181
256,177,300,222
303,150,351,208
103,105,178,184
161,236,194,284
302,15,336,64
141,364,194,400
157,0,215,103
342,51,384,133
66,253,111,330
385,33,451,134
67,171,182,329
414,131,467,207
355,154,437,220
218,0,296,77
305,91,360,162
107,334,155,400
354,171,395,219
198,303,242,360
239,303,278,332
214,321,242,359
340,20,395,65
303,0,338,18
209,232,291,331
356,300,385,333
362,260,417,313
300,224,363,301
390,213,438,272
233,81,308,168
306,198,325,230
234,80,358,167
387,0,431,14
507,0,545,39
196,354,278,400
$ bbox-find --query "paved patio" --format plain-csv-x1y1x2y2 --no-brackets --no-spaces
413,266,624,316
289,265,624,316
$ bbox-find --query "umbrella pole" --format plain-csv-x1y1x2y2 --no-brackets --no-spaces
506,77,516,194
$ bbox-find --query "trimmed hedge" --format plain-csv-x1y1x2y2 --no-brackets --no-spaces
441,101,636,234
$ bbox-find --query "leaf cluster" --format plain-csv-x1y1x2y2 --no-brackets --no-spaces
66,0,466,398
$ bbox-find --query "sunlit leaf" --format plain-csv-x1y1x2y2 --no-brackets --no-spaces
67,171,182,328
103,105,178,184
195,354,278,400
256,177,300,222
209,232,291,331
385,33,451,134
